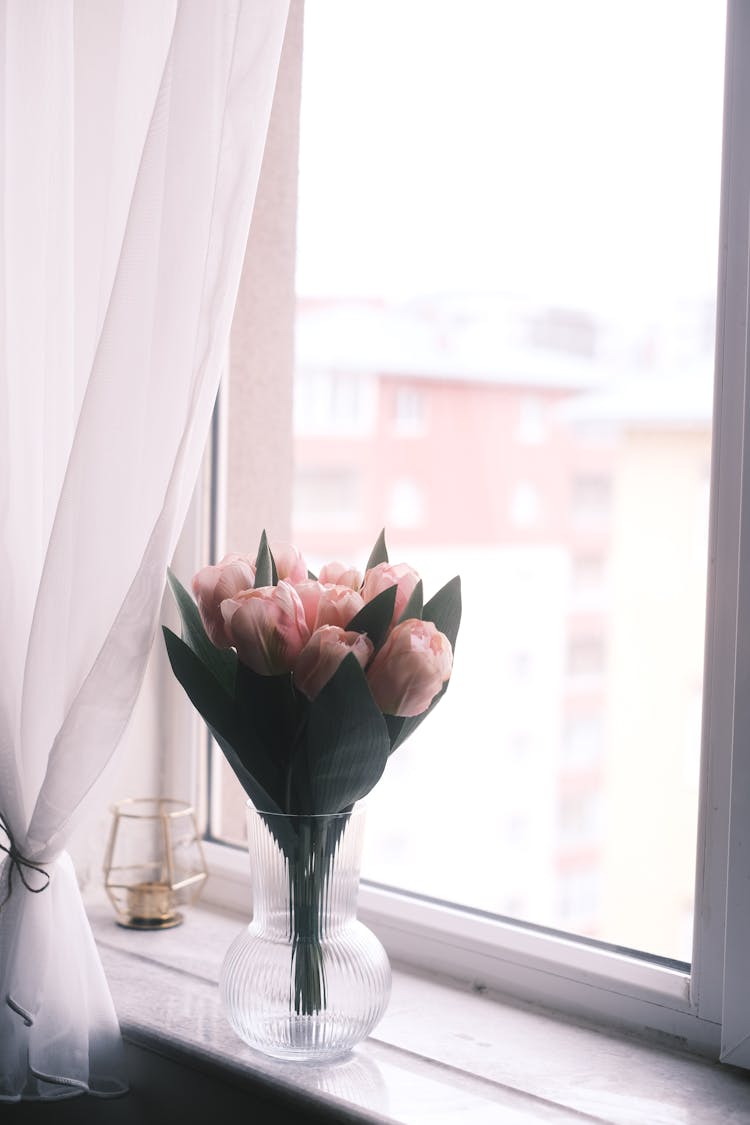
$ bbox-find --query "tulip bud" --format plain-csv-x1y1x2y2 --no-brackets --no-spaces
318,561,363,590
367,618,453,717
362,562,420,628
192,554,256,647
294,581,365,633
270,542,308,585
221,580,310,675
294,626,374,701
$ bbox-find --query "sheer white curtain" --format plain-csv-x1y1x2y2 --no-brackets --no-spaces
0,0,289,1100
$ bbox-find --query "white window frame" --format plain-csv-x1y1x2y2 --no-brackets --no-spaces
163,0,750,1064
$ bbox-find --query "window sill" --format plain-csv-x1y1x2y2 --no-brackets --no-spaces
87,897,750,1124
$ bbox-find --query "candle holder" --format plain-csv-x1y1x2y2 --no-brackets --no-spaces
103,798,207,929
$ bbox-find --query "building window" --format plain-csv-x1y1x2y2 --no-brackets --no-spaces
293,466,362,529
528,306,598,357
570,554,607,599
571,475,611,528
566,634,606,679
558,790,603,850
392,386,427,435
294,369,376,435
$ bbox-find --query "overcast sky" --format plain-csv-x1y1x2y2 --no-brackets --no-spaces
295,1,726,317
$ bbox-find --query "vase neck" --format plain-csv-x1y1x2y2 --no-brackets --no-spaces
247,810,364,935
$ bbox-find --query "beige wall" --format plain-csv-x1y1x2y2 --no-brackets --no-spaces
224,0,303,554
213,2,304,845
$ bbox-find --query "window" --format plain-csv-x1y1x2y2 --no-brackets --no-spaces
571,474,612,528
392,386,427,435
186,0,750,1066
293,466,362,529
558,790,602,849
294,368,376,435
566,634,606,680
528,306,598,358
570,553,607,602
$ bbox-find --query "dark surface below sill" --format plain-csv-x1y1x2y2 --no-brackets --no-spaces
7,1036,383,1125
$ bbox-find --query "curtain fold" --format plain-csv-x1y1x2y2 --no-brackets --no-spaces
0,0,289,1099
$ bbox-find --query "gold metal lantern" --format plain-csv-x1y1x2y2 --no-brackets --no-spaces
104,798,207,929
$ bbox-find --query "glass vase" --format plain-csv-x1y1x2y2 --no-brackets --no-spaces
220,802,391,1062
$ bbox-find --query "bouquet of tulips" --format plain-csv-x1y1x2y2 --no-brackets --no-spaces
164,529,460,819
164,529,460,1015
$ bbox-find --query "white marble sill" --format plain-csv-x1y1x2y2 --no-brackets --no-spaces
87,898,750,1125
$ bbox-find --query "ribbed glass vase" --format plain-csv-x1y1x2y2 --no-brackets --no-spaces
220,803,391,1062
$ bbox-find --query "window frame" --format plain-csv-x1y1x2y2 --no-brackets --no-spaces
166,0,750,1063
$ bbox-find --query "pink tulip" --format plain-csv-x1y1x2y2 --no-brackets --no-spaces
294,580,326,633
221,580,310,675
317,584,365,628
318,561,363,590
294,626,374,701
270,542,308,584
192,554,256,647
366,619,453,717
294,581,365,633
362,562,421,627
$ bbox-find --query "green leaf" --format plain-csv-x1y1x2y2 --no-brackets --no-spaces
385,680,450,755
422,575,462,651
385,714,404,746
255,806,302,862
398,579,423,624
234,661,298,773
365,528,389,572
254,529,277,587
303,654,391,813
166,569,237,695
163,627,285,809
208,724,287,825
345,585,397,651
163,625,243,746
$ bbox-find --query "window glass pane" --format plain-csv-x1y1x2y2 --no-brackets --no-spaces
221,0,726,964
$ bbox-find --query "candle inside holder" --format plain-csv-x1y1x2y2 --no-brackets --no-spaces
126,881,175,924
104,798,207,929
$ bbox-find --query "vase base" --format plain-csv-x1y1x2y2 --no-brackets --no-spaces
228,1013,371,1064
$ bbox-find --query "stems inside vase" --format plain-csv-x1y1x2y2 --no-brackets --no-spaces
287,815,348,1016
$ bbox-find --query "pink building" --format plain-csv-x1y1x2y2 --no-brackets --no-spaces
292,297,614,935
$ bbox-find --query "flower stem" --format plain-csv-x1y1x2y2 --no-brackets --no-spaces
286,814,349,1016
